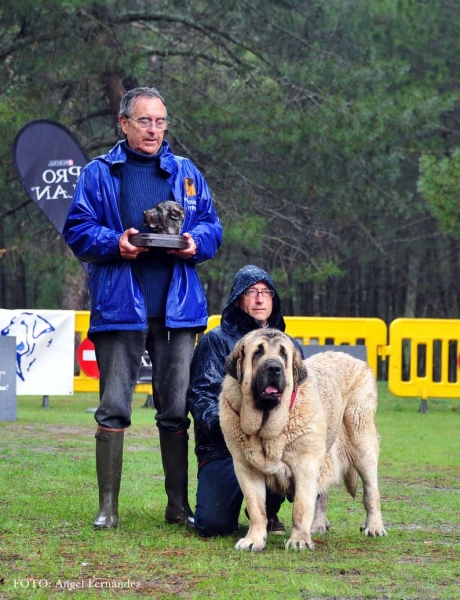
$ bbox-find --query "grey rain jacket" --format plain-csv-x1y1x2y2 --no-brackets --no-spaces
187,264,302,467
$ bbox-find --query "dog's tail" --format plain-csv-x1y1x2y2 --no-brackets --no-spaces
344,466,359,498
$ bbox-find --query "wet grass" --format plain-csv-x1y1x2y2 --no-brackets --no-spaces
0,387,459,599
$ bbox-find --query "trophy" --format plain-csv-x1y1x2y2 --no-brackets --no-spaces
129,201,188,249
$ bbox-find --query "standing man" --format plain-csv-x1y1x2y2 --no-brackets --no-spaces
63,87,222,529
187,265,302,537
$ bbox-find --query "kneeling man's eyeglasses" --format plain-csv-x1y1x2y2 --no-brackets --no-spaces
244,289,275,298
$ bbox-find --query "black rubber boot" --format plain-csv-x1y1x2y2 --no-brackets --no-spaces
266,490,286,535
158,430,194,526
93,427,124,530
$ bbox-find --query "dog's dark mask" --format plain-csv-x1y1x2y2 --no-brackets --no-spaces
252,358,287,411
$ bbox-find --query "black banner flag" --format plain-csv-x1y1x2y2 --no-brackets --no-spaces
12,119,89,235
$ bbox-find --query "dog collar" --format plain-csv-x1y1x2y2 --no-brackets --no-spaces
226,398,240,416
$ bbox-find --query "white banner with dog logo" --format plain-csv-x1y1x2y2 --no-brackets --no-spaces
0,309,75,395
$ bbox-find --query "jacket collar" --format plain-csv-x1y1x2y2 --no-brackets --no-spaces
100,140,178,177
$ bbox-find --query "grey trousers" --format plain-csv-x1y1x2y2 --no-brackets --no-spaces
93,319,196,432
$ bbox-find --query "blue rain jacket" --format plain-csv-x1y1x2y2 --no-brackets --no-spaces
63,140,222,336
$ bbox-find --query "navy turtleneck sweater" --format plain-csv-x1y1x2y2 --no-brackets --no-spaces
119,142,176,318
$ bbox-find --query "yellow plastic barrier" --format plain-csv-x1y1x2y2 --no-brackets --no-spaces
56,312,460,400
73,313,387,392
206,315,387,377
386,318,460,399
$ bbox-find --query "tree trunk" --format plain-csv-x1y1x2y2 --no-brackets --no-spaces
60,242,88,310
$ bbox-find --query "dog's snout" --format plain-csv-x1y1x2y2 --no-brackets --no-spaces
265,359,282,377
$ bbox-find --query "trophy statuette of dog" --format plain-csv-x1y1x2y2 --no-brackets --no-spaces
129,200,188,249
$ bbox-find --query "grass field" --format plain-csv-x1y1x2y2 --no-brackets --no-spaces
0,385,459,599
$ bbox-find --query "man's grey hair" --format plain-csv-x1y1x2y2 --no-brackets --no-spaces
117,87,167,135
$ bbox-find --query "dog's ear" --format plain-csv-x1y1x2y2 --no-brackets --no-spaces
225,341,245,382
292,347,308,387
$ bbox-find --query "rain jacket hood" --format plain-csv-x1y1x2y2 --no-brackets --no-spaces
221,264,286,336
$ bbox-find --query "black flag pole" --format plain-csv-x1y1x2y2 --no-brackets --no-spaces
12,119,89,238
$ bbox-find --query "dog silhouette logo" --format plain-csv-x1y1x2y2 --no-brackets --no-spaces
1,312,55,381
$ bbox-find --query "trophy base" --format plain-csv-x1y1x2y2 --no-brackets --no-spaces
129,234,188,249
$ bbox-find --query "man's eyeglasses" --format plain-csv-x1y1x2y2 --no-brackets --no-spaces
127,116,169,130
243,289,275,298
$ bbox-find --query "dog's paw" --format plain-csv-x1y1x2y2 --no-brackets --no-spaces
311,518,330,535
360,519,388,537
285,534,316,551
235,534,267,552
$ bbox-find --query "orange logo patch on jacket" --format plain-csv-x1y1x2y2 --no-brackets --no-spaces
184,177,196,197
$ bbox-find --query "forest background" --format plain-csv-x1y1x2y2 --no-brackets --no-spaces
2,0,460,320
